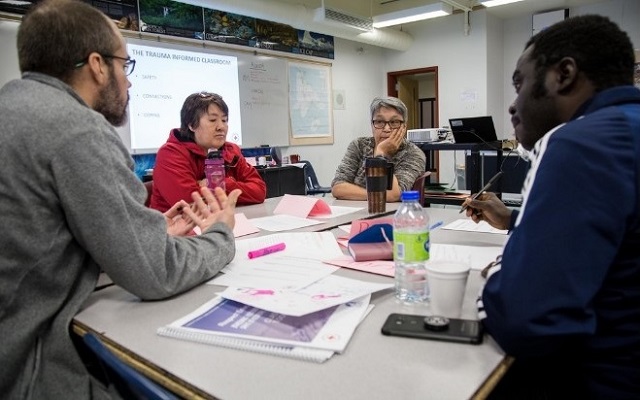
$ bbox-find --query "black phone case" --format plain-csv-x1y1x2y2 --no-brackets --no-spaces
381,313,484,344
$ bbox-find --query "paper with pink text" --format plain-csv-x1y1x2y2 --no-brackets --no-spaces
219,274,392,316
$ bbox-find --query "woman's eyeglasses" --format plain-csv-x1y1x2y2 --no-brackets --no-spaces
372,120,404,129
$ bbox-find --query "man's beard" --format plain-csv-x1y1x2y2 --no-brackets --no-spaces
95,73,129,127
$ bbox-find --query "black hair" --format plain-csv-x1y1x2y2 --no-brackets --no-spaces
17,0,119,83
176,92,229,142
525,14,634,94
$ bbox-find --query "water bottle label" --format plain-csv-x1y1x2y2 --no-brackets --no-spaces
394,232,430,261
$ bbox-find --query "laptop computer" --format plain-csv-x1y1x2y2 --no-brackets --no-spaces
448,116,498,144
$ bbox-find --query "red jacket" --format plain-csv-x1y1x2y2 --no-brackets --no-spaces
149,129,266,212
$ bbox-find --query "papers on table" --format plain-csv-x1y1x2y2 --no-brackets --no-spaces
233,196,363,233
430,243,503,271
442,219,508,235
233,213,260,237
157,294,372,363
210,232,342,290
312,205,363,219
273,194,332,218
272,194,361,220
324,243,504,275
220,274,392,316
323,255,395,277
250,214,323,232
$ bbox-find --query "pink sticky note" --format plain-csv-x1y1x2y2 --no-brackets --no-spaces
323,255,395,277
273,194,331,218
233,213,260,238
348,216,394,239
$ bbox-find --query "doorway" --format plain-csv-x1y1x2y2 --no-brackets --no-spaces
387,67,439,181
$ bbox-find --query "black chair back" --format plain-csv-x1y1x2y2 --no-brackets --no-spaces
300,160,331,196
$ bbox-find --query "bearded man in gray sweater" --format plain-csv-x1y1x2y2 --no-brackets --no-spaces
0,0,242,398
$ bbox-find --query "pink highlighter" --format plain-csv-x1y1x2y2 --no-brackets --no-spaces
247,242,286,259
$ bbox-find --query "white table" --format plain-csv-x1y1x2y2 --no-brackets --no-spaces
75,204,511,399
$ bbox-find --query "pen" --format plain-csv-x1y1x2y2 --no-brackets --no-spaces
459,171,504,214
429,221,444,231
247,242,286,259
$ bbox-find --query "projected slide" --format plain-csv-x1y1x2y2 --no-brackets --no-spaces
127,43,242,152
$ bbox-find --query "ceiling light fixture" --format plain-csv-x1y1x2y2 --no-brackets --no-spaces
479,0,525,7
372,2,453,29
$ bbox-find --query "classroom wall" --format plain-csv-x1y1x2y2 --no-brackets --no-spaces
499,0,640,146
2,0,639,188
0,20,20,87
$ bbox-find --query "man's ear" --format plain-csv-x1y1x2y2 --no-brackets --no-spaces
555,57,579,94
85,53,109,85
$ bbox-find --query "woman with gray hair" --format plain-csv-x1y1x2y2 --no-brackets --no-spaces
331,96,425,201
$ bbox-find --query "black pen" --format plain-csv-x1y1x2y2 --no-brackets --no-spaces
459,171,504,214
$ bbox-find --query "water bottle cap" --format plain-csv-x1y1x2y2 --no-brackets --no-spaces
400,190,420,201
207,150,222,159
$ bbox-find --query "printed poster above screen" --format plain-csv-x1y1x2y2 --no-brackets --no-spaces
125,42,242,153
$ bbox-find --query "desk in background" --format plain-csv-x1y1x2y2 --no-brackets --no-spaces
416,142,503,207
73,204,510,400
257,165,306,198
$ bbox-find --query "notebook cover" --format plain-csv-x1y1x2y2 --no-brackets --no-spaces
347,224,393,262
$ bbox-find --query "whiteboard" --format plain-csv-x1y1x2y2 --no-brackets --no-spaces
238,55,289,148
0,19,329,151
121,36,290,151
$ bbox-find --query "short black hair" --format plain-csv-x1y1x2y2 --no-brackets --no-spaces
525,14,635,91
177,92,229,142
18,0,119,83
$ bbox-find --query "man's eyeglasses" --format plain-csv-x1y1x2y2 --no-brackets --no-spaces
372,120,404,129
74,54,136,76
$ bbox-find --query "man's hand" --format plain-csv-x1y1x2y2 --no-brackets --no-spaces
186,186,242,232
164,200,195,236
463,192,512,230
164,187,242,236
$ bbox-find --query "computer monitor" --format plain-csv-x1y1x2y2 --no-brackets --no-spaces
449,116,498,144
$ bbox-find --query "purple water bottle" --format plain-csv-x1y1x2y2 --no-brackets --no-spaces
204,150,226,191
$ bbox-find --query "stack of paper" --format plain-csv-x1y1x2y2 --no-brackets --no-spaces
157,294,373,363
161,232,393,362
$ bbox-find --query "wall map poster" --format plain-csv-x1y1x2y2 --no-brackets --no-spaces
139,0,204,39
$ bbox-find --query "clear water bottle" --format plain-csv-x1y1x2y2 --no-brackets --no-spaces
393,190,430,303
204,150,225,191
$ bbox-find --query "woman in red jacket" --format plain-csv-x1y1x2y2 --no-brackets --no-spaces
150,92,266,212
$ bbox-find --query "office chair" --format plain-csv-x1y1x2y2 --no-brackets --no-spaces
411,171,432,207
300,160,332,196
82,332,178,400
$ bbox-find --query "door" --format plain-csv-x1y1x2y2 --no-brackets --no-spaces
387,67,439,181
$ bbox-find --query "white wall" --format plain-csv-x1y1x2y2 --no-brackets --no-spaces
500,0,640,142
0,20,20,87
2,0,639,187
284,38,385,187
378,10,490,185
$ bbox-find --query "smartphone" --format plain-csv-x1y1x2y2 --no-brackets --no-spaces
381,313,484,345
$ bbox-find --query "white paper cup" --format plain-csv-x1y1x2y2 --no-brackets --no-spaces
425,260,470,318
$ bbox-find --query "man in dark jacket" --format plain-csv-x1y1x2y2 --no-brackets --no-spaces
465,14,640,399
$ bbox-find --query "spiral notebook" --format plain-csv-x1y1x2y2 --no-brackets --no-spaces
157,295,371,363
